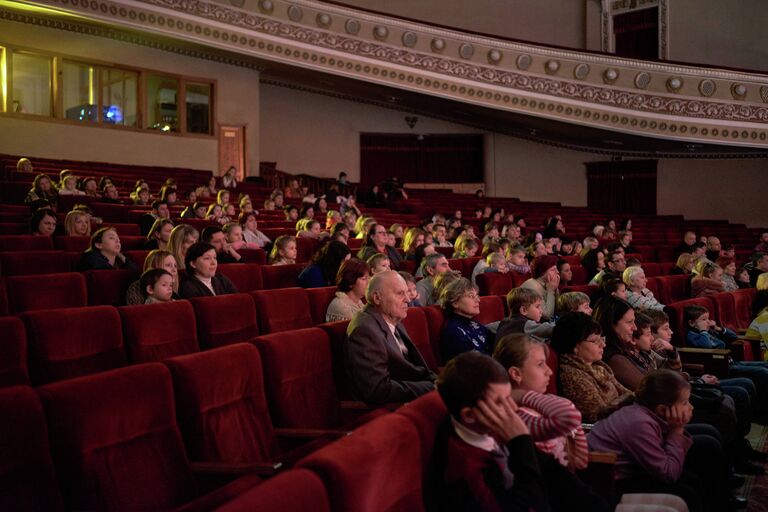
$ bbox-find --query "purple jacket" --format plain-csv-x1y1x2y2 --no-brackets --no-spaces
587,403,692,483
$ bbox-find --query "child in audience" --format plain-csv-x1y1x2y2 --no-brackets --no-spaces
140,268,175,304
483,252,509,274
78,227,136,271
506,245,531,275
367,253,391,274
398,271,421,307
452,237,479,259
64,210,91,237
58,172,85,196
496,288,555,339
268,235,297,265
435,352,548,512
223,222,260,251
556,259,572,287
556,291,592,316
206,204,226,225
167,224,199,270
691,262,725,297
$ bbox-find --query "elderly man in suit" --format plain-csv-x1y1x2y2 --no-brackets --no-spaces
345,270,436,404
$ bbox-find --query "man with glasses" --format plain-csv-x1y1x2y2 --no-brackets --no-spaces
589,251,626,286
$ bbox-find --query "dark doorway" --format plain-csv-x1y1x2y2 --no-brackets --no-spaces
360,133,483,185
613,7,659,60
586,159,657,215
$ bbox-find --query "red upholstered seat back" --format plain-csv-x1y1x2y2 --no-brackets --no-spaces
475,272,513,297
237,248,267,264
6,273,87,313
708,292,738,331
52,236,90,252
123,249,149,268
36,364,196,511
562,285,600,302
0,316,29,387
396,391,448,467
657,274,691,305
298,414,424,512
84,269,138,306
664,297,713,346
250,287,312,334
421,305,445,367
0,235,53,252
569,265,587,285
477,295,505,325
318,320,353,399
189,294,259,349
216,263,263,292
215,469,330,512
260,263,303,289
21,306,126,386
402,307,439,372
0,386,63,511
254,328,341,429
659,261,676,275
307,286,339,325
119,301,199,363
645,277,661,299
0,251,71,276
511,271,532,288
733,288,756,330
164,344,279,464
643,262,662,277
295,237,320,263
399,259,417,274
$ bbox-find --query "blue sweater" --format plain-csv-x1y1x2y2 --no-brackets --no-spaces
440,312,495,362
686,327,738,349
297,264,328,288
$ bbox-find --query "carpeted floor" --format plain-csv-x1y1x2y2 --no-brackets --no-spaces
744,424,768,511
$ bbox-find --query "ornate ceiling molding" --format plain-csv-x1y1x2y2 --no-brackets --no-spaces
14,0,768,147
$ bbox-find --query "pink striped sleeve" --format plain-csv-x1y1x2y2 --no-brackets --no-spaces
517,391,582,441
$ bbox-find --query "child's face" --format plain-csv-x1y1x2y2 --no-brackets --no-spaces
372,258,391,274
520,299,543,323
559,263,572,282
509,251,526,266
149,275,174,302
406,281,418,302
227,226,243,243
492,260,508,273
736,270,749,282
280,241,297,261
657,388,693,425
386,233,396,247
510,344,552,394
612,284,627,300
576,301,592,315
689,312,712,332
655,322,673,343
633,327,654,352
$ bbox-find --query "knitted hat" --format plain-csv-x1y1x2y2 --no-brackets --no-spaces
532,255,559,278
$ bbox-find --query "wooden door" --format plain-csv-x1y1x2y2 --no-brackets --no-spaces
218,124,246,180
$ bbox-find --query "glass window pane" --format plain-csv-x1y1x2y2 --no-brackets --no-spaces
101,68,138,127
146,74,179,132
11,52,52,116
62,61,97,122
186,82,211,134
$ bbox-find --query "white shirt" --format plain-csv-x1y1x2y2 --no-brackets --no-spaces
384,319,409,357
196,275,216,295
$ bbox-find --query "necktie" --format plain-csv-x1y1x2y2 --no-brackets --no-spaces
393,329,409,357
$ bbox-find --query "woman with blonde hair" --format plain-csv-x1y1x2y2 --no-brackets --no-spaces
402,227,427,260
64,210,91,237
124,249,180,304
671,253,694,275
167,224,199,270
58,171,85,196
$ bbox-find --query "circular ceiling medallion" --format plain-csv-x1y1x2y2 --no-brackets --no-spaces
401,31,417,47
287,5,302,22
516,54,532,70
731,83,747,100
345,19,360,35
602,68,619,84
431,38,445,53
666,77,683,92
573,63,590,80
698,79,716,97
258,0,273,13
487,49,502,64
316,13,331,28
544,60,560,75
373,25,389,41
459,43,474,59
634,71,651,89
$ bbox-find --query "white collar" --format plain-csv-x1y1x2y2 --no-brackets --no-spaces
451,417,502,453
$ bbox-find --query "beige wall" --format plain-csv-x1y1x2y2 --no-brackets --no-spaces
0,20,261,175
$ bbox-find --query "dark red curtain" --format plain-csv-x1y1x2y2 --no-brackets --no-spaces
586,160,657,215
613,7,659,60
360,134,483,185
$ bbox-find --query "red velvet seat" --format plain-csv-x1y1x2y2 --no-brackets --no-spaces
297,413,424,512
108,223,141,236
21,306,126,386
0,235,53,252
642,262,662,277
477,295,505,325
657,274,691,304
659,261,676,275
645,277,661,299
163,344,279,464
460,257,482,278
0,386,63,511
655,246,675,263
295,237,320,263
420,305,445,367
306,286,338,324
52,236,90,252
569,264,587,285
664,297,713,346
214,469,330,512
217,263,263,292
561,255,581,266
561,284,600,302
123,249,149,268
0,278,8,316
317,320,354,399
84,269,138,306
0,223,27,235
119,301,200,363
475,272,513,296
396,390,448,466
733,288,757,331
399,259,417,274
260,263,302,289
250,287,312,334
634,245,656,262
237,248,267,264
447,258,463,272
6,273,87,313
36,364,259,511
188,294,259,349
402,307,439,372
0,251,71,276
0,317,29,387
708,292,739,332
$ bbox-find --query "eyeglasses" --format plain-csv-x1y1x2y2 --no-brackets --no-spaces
463,292,481,301
375,230,387,235
584,336,607,346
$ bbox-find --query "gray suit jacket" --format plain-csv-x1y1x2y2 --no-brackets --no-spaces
345,305,436,405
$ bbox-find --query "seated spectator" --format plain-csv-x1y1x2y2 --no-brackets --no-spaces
340,195,361,217
222,166,238,189
367,253,391,274
674,231,697,258
747,274,768,343
344,270,436,404
471,241,503,284
717,257,739,292
617,230,635,254
497,288,555,340
398,271,421,307
284,178,301,199
298,240,350,288
17,157,33,172
551,312,632,424
671,252,695,275
751,274,768,319
749,253,768,287
201,226,241,263
30,208,57,237
556,291,593,316
452,236,478,259
589,250,626,286
691,262,725,297
125,249,180,305
78,227,137,271
206,204,226,225
415,253,451,306
263,198,276,211
388,223,404,239
624,266,665,311
180,201,206,219
483,252,509,275
432,270,463,305
580,248,605,280
57,171,85,196
434,351,547,512
402,227,426,260
439,278,494,362
143,219,174,251
131,186,151,206
79,177,101,198
101,184,122,204
139,200,170,236
167,224,199,270
314,196,328,216
300,203,314,221
216,189,231,208
755,233,768,254
326,210,342,230
297,219,323,239
506,245,531,276
25,173,58,206
413,243,436,277
357,223,403,269
268,235,297,265
139,268,175,305
556,259,572,287
64,210,91,237
735,266,752,289
330,223,350,244
520,255,560,320
326,258,370,322
433,224,453,248
178,242,238,298
284,204,299,222
482,222,501,246
602,278,628,301
705,236,723,262
223,221,259,251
